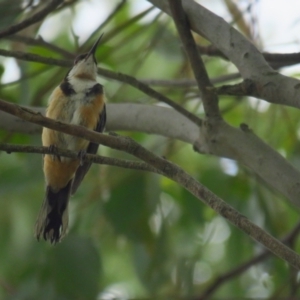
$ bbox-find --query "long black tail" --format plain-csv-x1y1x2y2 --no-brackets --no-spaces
35,180,72,244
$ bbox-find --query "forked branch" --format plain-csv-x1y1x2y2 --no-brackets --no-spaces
0,98,299,269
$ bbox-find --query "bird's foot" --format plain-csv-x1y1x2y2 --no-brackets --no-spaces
48,144,61,161
77,149,87,166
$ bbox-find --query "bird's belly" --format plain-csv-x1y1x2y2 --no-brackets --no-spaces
43,87,104,162
61,93,104,154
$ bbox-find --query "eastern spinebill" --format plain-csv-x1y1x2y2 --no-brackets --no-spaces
35,35,106,244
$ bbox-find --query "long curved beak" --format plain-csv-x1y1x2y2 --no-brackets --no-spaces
85,33,104,61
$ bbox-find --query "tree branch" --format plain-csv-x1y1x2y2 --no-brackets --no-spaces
80,0,127,49
0,143,161,174
1,102,300,208
98,67,202,125
198,44,300,69
0,49,201,125
216,79,258,97
168,0,220,118
0,98,300,269
147,0,300,110
0,48,70,67
141,73,241,87
195,119,300,208
263,52,300,69
5,35,72,57
0,104,200,143
0,0,63,38
198,220,300,299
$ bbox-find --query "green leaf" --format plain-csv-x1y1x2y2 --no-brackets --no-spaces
104,171,155,243
47,235,101,299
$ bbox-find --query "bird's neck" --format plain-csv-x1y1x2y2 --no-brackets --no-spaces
68,76,97,94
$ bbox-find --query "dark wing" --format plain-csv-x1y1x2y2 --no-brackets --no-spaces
71,104,107,195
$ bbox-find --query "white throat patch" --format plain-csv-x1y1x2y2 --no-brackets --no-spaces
68,77,97,94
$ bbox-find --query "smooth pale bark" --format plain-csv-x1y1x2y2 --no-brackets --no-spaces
147,0,300,109
1,103,300,207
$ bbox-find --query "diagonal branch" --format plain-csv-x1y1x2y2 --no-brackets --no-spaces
0,98,300,269
168,0,220,118
0,143,161,174
141,73,241,87
147,0,300,111
0,0,63,39
2,102,300,208
198,44,300,69
216,79,258,97
0,48,70,67
5,35,72,57
198,220,300,299
0,49,201,125
80,0,127,50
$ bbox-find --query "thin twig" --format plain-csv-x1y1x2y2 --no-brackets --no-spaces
216,79,259,98
79,6,155,53
0,143,162,174
197,220,300,299
98,68,202,125
6,35,72,57
140,73,241,87
0,0,63,39
0,49,201,125
0,98,300,270
263,52,300,68
198,44,300,69
0,48,71,67
0,67,50,88
82,0,127,48
197,44,228,60
168,0,220,118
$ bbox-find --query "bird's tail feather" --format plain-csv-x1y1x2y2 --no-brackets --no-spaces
35,180,72,244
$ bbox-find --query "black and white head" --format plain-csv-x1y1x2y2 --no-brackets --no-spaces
68,34,103,81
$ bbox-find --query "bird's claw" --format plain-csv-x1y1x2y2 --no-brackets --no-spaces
48,145,61,161
77,150,87,166
48,144,57,153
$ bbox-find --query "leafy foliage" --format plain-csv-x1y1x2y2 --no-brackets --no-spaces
0,0,300,299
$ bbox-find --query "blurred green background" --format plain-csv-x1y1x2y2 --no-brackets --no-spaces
0,0,300,299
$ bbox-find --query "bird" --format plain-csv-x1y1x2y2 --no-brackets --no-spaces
35,35,106,244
